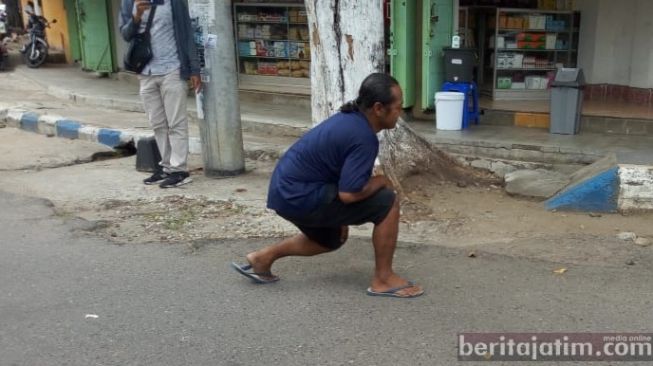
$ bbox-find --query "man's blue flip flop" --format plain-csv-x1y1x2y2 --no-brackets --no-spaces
366,282,424,298
231,262,280,284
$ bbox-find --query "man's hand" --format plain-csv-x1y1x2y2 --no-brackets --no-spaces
190,75,202,93
338,175,394,204
133,0,151,23
375,175,394,190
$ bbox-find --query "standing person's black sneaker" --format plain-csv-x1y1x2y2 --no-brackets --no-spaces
159,171,192,188
143,171,168,185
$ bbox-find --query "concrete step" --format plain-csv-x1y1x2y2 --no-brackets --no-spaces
481,108,653,136
411,122,603,166
112,71,312,109
4,51,66,69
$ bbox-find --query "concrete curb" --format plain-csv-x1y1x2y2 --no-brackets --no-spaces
46,85,145,113
546,167,620,213
2,106,156,149
424,135,603,165
44,85,309,139
4,51,67,70
0,106,287,160
10,66,308,139
47,85,309,138
545,153,653,213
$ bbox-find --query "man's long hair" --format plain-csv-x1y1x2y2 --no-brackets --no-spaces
340,73,399,113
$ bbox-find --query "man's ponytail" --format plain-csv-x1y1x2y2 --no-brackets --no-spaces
338,73,399,114
339,97,360,113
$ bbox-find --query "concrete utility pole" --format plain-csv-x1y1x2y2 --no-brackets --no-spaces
199,0,245,177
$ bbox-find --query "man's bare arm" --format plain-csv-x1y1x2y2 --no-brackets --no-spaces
338,176,393,204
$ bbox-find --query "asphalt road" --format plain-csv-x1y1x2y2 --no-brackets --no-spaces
1,191,652,366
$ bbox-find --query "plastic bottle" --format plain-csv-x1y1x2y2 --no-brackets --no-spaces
451,35,461,49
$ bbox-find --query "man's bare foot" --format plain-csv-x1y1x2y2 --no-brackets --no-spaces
245,252,277,281
370,273,424,298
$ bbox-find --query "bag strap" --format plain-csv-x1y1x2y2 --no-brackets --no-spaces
144,5,157,37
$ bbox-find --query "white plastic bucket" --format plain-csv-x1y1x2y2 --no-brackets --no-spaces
435,92,465,130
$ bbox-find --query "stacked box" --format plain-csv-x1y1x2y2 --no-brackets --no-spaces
298,10,308,23
517,41,545,49
238,42,256,56
545,17,567,31
289,42,310,60
255,40,276,57
238,24,255,39
288,26,301,40
258,62,278,75
497,53,525,69
525,76,549,89
243,61,257,75
517,33,546,42
238,13,257,22
527,15,546,30
277,61,290,77
257,11,286,23
288,8,299,23
273,41,288,58
497,77,512,89
545,34,557,49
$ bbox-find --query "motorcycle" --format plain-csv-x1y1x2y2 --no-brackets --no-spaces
21,14,56,68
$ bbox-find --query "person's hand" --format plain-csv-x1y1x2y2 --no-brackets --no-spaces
190,75,202,93
133,0,151,23
375,175,394,189
385,176,395,189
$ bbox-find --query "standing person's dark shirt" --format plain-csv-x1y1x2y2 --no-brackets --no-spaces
267,111,378,217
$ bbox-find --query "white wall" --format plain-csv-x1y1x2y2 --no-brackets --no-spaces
574,0,597,82
575,0,653,88
629,0,653,88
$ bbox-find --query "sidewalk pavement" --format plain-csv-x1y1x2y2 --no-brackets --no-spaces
14,64,313,138
5,64,653,169
4,65,653,212
1,65,301,159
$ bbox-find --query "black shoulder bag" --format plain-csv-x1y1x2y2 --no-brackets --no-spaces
124,6,157,73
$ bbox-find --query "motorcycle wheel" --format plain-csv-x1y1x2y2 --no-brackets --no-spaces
25,43,47,68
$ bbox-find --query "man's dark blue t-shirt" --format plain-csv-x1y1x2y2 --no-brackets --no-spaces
267,111,378,217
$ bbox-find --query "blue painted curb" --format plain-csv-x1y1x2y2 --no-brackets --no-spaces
97,129,122,147
20,113,39,132
545,167,620,212
55,119,82,139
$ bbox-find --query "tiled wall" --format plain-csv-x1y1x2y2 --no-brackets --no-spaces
584,84,653,105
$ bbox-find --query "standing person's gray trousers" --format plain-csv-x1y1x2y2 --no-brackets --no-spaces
139,70,189,173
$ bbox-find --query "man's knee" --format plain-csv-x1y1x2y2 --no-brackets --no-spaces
321,228,347,251
372,188,398,224
297,226,346,252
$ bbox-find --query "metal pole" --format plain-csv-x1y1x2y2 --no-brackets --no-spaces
199,0,245,177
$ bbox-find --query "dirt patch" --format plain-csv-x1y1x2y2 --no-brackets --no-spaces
75,195,296,245
397,171,653,266
67,168,653,267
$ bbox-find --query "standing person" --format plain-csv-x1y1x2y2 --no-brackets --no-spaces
119,0,201,188
23,0,34,17
232,73,424,299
